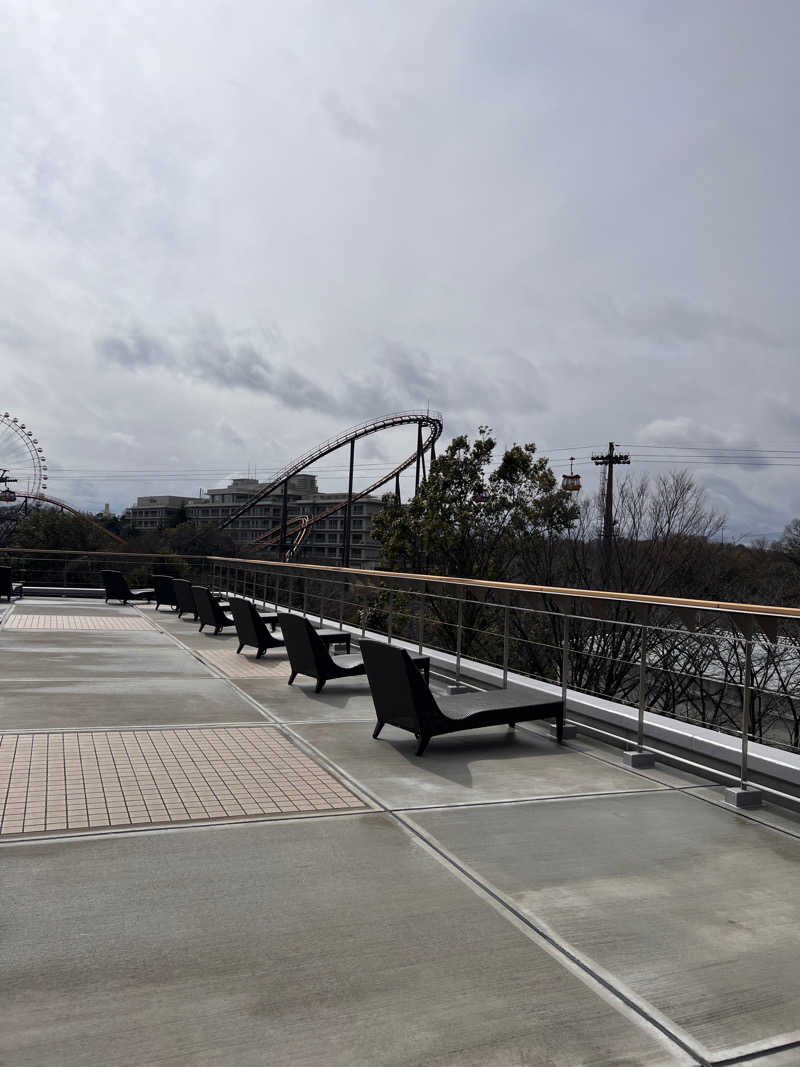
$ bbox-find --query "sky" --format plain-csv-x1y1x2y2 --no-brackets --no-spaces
1,1,798,540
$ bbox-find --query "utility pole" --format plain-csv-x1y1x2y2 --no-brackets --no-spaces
591,442,630,578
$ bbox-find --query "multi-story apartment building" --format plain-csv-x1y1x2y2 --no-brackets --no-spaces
176,475,384,566
124,495,199,531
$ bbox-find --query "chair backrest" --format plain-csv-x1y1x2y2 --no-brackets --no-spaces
100,570,132,600
229,597,268,648
360,641,439,733
192,586,225,628
172,578,197,615
151,574,177,606
0,566,12,598
278,614,332,678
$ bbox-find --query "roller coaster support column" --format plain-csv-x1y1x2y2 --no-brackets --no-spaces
280,480,289,558
342,437,355,568
420,420,426,495
395,473,401,503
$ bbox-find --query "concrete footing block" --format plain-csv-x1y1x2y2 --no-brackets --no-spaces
623,750,656,769
724,786,763,809
447,684,470,695
551,723,577,740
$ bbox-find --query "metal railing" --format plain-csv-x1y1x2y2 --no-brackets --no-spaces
0,547,211,592
5,547,800,802
206,556,800,800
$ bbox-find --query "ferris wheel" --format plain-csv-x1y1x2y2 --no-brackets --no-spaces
0,411,47,537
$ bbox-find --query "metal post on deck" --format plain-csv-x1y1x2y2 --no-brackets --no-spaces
303,577,308,617
418,597,425,654
288,576,294,616
624,606,655,768
725,618,763,808
502,605,510,689
455,595,464,684
554,612,577,740
387,593,393,644
275,576,280,614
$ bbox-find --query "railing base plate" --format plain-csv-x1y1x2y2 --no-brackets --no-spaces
623,750,656,769
724,786,763,809
551,723,577,740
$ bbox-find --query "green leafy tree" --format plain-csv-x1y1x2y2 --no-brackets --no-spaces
372,427,578,580
371,428,578,659
10,508,117,552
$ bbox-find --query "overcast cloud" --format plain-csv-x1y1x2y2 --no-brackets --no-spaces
1,1,798,538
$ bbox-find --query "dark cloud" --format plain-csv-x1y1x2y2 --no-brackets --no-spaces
97,329,174,369
588,298,785,349
321,91,377,146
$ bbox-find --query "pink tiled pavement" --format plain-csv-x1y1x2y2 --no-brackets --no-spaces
197,648,290,678
3,615,155,631
0,727,364,835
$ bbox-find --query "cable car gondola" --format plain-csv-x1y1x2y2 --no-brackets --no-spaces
561,457,581,493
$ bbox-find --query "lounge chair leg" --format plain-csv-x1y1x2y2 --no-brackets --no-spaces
508,721,516,730
315,679,325,693
372,723,383,739
288,671,296,686
416,735,430,757
236,642,244,654
256,648,265,659
199,623,205,632
214,626,221,635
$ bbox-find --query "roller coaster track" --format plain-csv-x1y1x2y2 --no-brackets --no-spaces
217,411,443,555
15,492,127,545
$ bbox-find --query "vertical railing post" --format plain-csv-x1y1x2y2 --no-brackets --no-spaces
561,614,570,713
275,575,281,615
455,593,464,683
725,615,762,807
387,592,393,644
740,635,753,789
638,619,648,751
418,596,425,654
319,584,325,627
502,605,510,689
288,576,295,616
624,605,655,767
338,578,345,631
303,577,308,617
263,572,267,610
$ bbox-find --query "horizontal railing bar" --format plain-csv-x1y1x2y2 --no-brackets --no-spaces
208,556,800,621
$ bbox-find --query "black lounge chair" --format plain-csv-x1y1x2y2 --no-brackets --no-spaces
192,585,237,634
278,613,365,692
100,570,153,605
278,614,430,694
151,574,178,612
0,566,22,601
173,578,199,620
360,640,564,756
230,597,286,657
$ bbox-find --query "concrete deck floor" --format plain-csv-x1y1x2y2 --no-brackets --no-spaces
3,597,800,1065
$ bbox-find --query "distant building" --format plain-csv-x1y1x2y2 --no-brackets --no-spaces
181,475,384,566
124,495,199,531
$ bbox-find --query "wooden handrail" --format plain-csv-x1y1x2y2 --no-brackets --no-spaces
208,556,800,622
